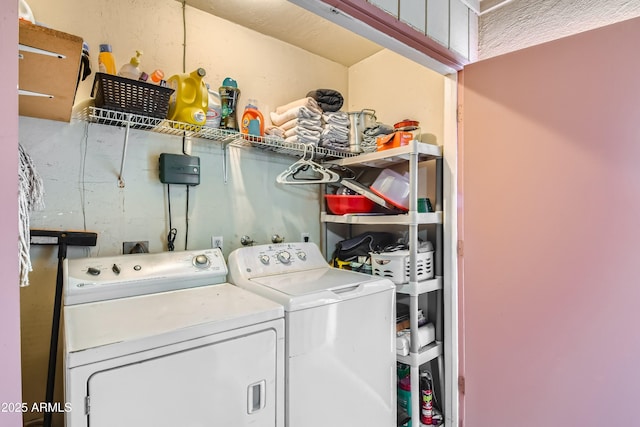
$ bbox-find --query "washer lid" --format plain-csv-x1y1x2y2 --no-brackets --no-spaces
248,267,394,311
64,283,283,365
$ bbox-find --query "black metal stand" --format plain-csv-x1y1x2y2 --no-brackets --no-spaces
30,230,97,427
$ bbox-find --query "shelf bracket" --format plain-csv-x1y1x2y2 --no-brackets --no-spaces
117,114,132,188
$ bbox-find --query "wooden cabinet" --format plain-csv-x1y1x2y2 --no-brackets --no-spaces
19,20,83,122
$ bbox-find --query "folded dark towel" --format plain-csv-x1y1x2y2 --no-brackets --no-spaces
306,89,344,112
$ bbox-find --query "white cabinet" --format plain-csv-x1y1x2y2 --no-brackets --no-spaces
322,141,447,426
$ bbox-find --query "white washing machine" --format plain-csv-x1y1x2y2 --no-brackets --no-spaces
63,248,285,427
227,242,396,427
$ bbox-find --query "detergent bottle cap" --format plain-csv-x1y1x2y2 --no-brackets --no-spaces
99,44,112,53
129,50,143,66
192,68,206,78
222,77,238,88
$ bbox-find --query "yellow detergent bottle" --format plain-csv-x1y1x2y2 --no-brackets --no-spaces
166,68,208,129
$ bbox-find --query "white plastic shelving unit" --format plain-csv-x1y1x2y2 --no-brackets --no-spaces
323,140,445,427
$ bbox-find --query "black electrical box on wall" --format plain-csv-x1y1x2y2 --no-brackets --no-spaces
159,153,200,186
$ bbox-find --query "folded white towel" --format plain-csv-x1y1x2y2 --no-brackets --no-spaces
285,134,320,145
275,97,322,115
280,117,323,132
322,112,350,126
270,106,322,126
265,126,284,138
284,126,322,139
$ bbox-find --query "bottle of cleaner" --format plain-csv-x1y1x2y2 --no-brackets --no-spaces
240,99,265,137
98,44,116,75
205,84,222,129
166,68,208,127
118,50,143,80
219,77,240,131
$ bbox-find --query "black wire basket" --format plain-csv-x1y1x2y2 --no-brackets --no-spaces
91,72,174,119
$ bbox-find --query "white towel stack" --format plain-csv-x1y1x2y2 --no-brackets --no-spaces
270,97,323,145
320,112,350,152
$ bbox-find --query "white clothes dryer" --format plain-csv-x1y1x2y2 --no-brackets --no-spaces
227,242,396,427
63,248,285,427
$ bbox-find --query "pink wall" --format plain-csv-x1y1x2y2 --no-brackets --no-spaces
0,1,23,426
460,17,640,426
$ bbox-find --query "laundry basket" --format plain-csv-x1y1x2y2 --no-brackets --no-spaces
370,249,434,285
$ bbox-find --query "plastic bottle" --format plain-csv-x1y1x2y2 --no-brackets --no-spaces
166,68,209,127
397,375,412,427
219,77,240,131
420,371,433,425
98,44,116,75
118,50,143,80
205,84,222,129
149,69,165,84
240,99,265,137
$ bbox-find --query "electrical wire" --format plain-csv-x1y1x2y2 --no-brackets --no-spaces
166,184,177,251
185,185,190,250
182,0,186,73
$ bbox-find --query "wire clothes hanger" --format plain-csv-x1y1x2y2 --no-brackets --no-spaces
276,143,340,185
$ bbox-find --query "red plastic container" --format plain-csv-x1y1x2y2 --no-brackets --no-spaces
325,195,375,215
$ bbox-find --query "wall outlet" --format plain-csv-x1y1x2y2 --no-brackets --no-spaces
301,232,310,243
212,236,223,250
123,241,149,254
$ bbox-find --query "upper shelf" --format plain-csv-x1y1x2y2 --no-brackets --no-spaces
325,140,442,168
77,106,357,160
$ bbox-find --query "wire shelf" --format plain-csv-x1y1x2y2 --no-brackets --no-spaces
77,106,356,160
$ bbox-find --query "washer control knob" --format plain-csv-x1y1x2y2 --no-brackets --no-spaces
87,267,101,276
133,265,142,271
276,251,291,264
297,251,307,261
259,255,270,265
194,254,209,267
112,264,121,275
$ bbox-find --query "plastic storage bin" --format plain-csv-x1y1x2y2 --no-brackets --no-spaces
91,72,174,119
369,168,410,210
325,194,375,215
371,249,434,285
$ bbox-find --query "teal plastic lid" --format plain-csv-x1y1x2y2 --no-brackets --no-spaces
222,77,238,88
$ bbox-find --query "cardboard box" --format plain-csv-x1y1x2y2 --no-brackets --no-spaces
376,131,413,151
19,20,83,122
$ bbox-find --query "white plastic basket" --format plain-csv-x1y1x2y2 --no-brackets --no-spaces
370,250,434,285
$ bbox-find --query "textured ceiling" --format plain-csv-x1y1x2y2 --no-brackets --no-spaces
182,0,384,67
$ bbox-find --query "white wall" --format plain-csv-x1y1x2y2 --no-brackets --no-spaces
348,49,444,145
479,0,640,59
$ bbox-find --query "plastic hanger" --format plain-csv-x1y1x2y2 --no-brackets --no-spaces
276,144,340,185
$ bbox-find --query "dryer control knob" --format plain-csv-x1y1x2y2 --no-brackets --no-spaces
259,255,270,265
87,267,101,276
277,251,291,264
194,254,210,267
297,251,307,261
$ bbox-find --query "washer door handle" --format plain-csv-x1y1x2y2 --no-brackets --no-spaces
247,380,266,414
